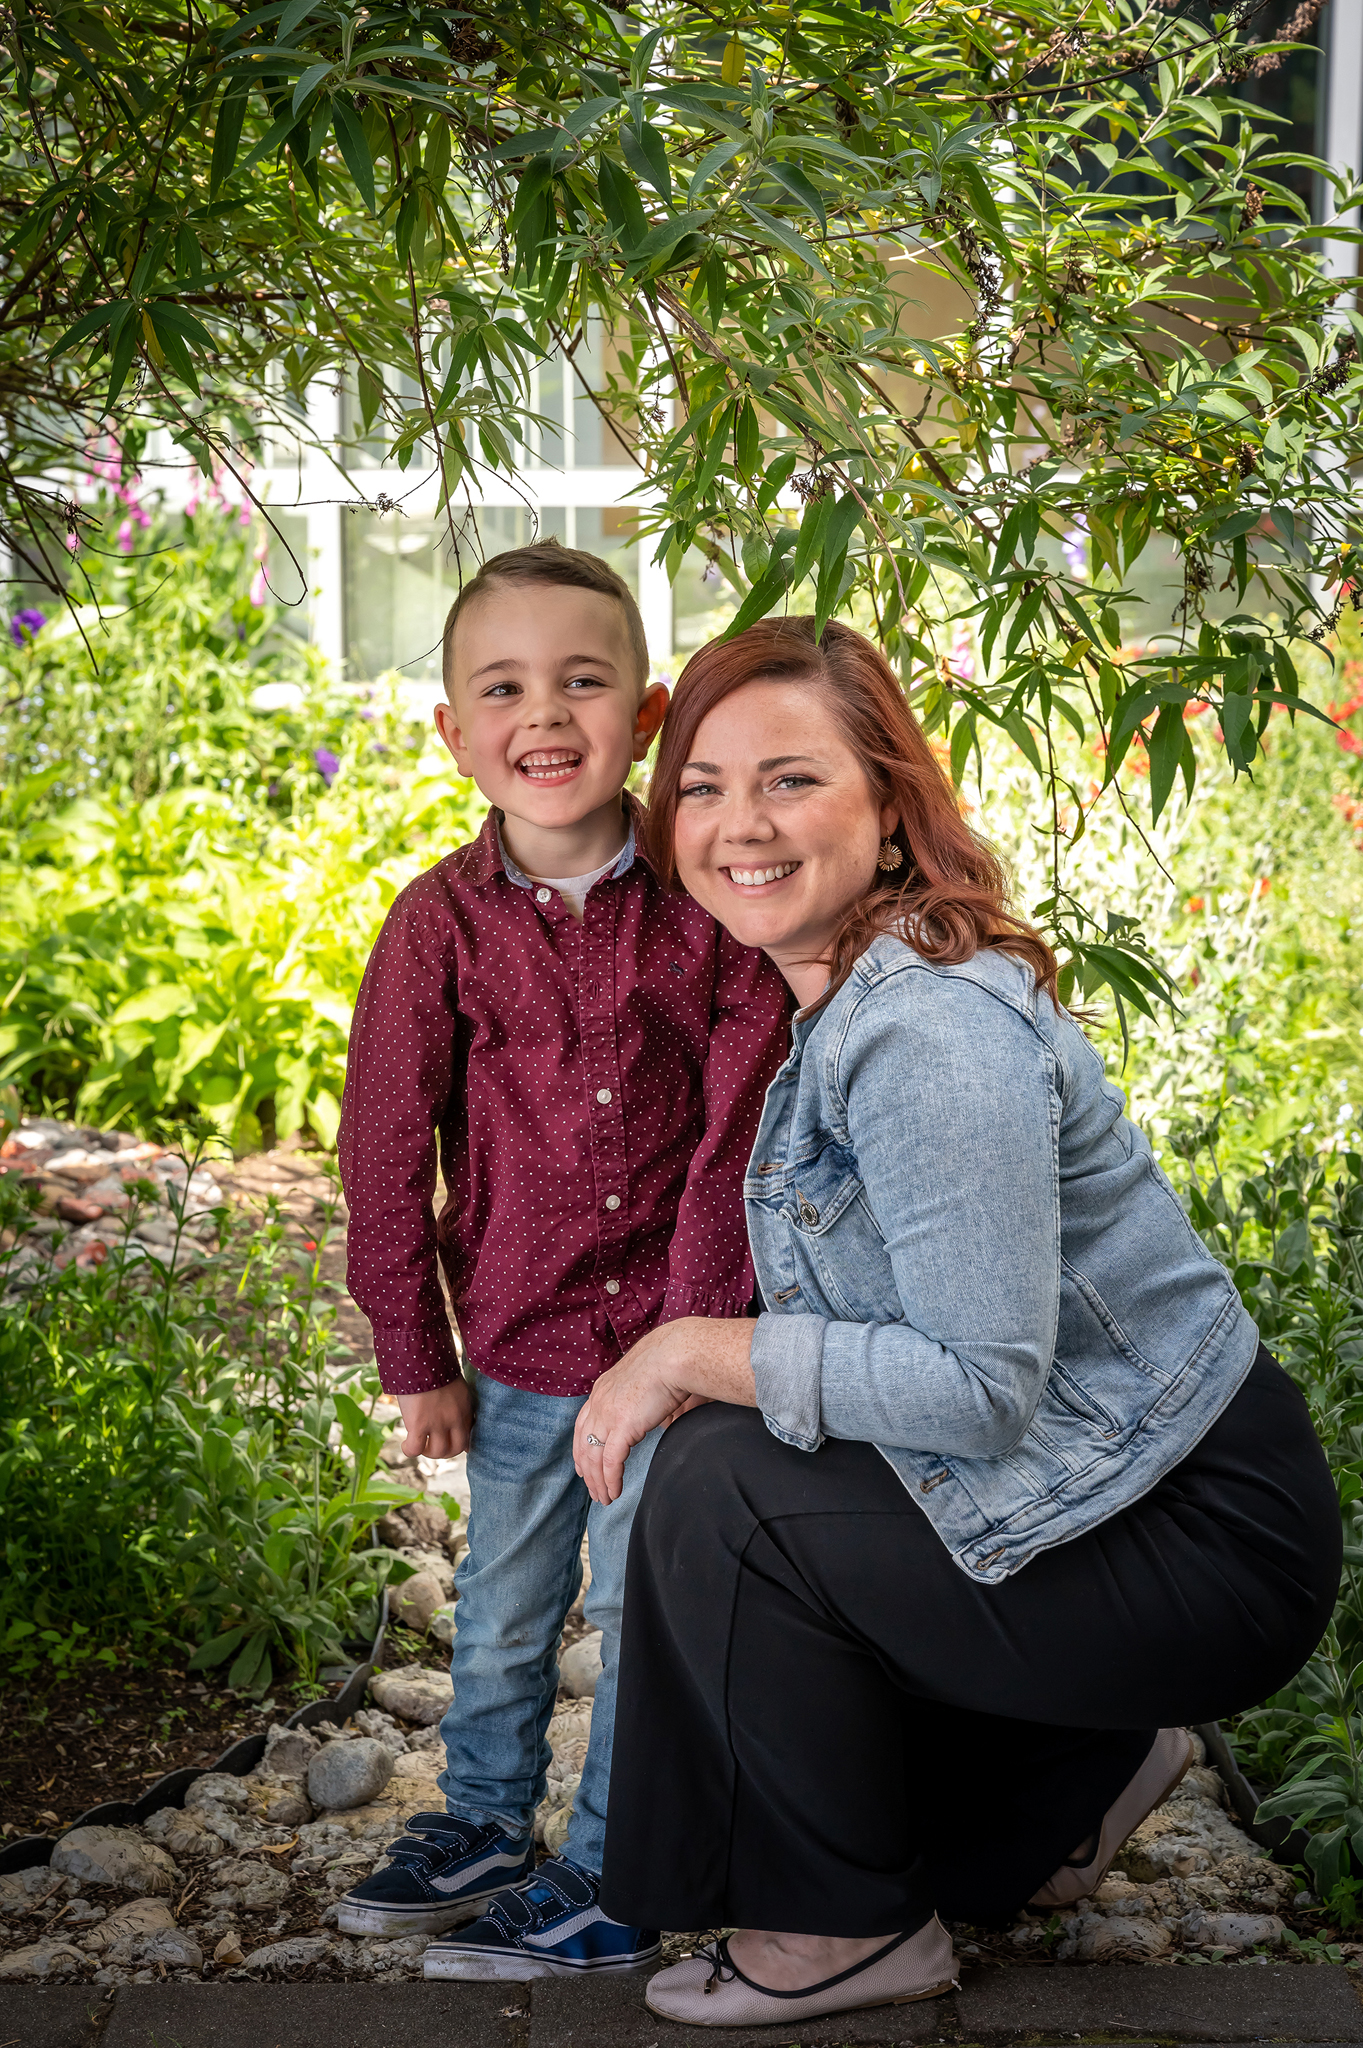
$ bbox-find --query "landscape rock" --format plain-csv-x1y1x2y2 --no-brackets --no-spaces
430,1603,457,1647
352,1709,409,1755
84,1897,203,1971
0,1940,89,1980
244,1934,334,1972
1182,1908,1285,1950
370,1663,453,1725
143,1805,225,1860
1058,1914,1174,1961
205,1858,295,1911
0,1867,64,1915
389,1567,448,1632
243,1772,313,1827
186,1773,249,1813
263,1722,322,1779
308,1736,393,1812
559,1630,603,1697
51,1825,180,1894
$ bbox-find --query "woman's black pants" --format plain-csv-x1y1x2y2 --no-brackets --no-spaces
600,1349,1341,1936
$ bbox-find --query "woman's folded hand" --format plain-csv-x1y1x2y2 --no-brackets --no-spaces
574,1316,758,1504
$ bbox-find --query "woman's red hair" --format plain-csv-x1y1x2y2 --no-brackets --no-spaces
644,616,1058,1008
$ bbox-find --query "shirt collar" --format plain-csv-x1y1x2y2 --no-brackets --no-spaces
498,815,637,893
465,792,651,890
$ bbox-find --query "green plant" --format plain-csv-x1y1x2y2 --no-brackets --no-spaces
0,509,484,1142
0,1128,417,1691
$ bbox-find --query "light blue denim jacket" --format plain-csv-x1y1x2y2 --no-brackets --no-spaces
746,933,1260,1583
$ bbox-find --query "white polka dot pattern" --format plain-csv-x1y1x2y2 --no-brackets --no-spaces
336,801,792,1397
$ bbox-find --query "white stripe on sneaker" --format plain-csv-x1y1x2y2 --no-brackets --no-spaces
522,1905,608,1947
430,1849,527,1895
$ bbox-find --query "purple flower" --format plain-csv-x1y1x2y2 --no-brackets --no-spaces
9,608,45,646
1062,519,1088,580
314,747,340,786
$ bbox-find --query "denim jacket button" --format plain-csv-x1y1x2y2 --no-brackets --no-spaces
798,1198,819,1226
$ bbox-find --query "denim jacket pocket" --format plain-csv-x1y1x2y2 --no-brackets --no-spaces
780,1147,897,1324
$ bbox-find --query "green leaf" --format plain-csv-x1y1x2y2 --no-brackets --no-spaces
332,94,376,211
1148,702,1184,824
738,201,831,281
620,121,672,203
210,82,250,198
762,157,827,234
188,1625,247,1671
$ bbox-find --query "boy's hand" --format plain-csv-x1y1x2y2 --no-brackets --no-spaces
397,1379,473,1460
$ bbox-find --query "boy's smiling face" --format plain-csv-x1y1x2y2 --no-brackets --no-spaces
435,580,668,874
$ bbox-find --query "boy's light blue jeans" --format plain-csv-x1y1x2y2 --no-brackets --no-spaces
435,1369,661,1881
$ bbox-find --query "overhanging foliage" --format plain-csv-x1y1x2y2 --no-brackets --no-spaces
2,0,1360,1003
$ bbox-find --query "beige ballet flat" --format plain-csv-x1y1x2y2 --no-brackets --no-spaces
1029,1726,1196,1909
643,1915,959,2028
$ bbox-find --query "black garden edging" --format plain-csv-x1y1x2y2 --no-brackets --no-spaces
0,1610,388,1879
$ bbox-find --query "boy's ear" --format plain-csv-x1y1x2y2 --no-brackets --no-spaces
631,680,670,762
434,698,472,774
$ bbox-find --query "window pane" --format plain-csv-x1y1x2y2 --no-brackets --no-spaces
672,546,740,655
343,507,568,681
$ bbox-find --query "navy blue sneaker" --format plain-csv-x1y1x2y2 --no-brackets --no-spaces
422,1855,660,1978
335,1813,535,1936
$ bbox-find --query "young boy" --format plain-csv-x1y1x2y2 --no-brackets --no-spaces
335,541,789,1979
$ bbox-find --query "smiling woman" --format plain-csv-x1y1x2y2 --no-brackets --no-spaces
572,616,1343,2031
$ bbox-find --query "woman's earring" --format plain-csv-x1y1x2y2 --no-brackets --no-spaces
877,837,903,873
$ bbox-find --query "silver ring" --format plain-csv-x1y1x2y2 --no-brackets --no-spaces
585,1434,605,1448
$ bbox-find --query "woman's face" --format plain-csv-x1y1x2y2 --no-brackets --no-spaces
672,679,896,1000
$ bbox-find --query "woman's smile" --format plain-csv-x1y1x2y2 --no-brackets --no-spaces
722,860,803,891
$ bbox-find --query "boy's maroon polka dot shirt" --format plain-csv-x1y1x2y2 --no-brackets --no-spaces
338,804,791,1398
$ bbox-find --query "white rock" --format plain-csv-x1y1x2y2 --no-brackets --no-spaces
0,1940,88,1980
244,1935,333,1972
143,1806,225,1860
389,1569,447,1633
263,1723,322,1779
1182,1909,1285,1950
429,1603,457,1647
205,1859,295,1911
84,1897,203,1971
186,1773,250,1813
559,1631,603,1698
308,1736,393,1812
1059,1914,1173,1961
51,1826,179,1895
0,1866,63,1915
370,1664,453,1726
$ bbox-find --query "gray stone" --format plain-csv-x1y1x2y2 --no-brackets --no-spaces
243,1935,334,1972
0,1942,89,1981
205,1859,295,1912
0,1866,65,1915
308,1736,393,1812
369,1663,453,1725
186,1773,249,1813
262,1723,322,1779
430,1601,457,1647
1182,1907,1285,1949
388,1568,447,1632
83,1899,202,1973
558,1631,603,1698
142,1804,225,1859
50,1828,179,1895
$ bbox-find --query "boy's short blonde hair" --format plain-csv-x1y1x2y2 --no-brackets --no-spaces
442,538,649,695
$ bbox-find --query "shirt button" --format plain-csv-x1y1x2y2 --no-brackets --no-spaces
596,1088,612,1104
536,888,551,903
604,1194,621,1211
605,1279,620,1295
